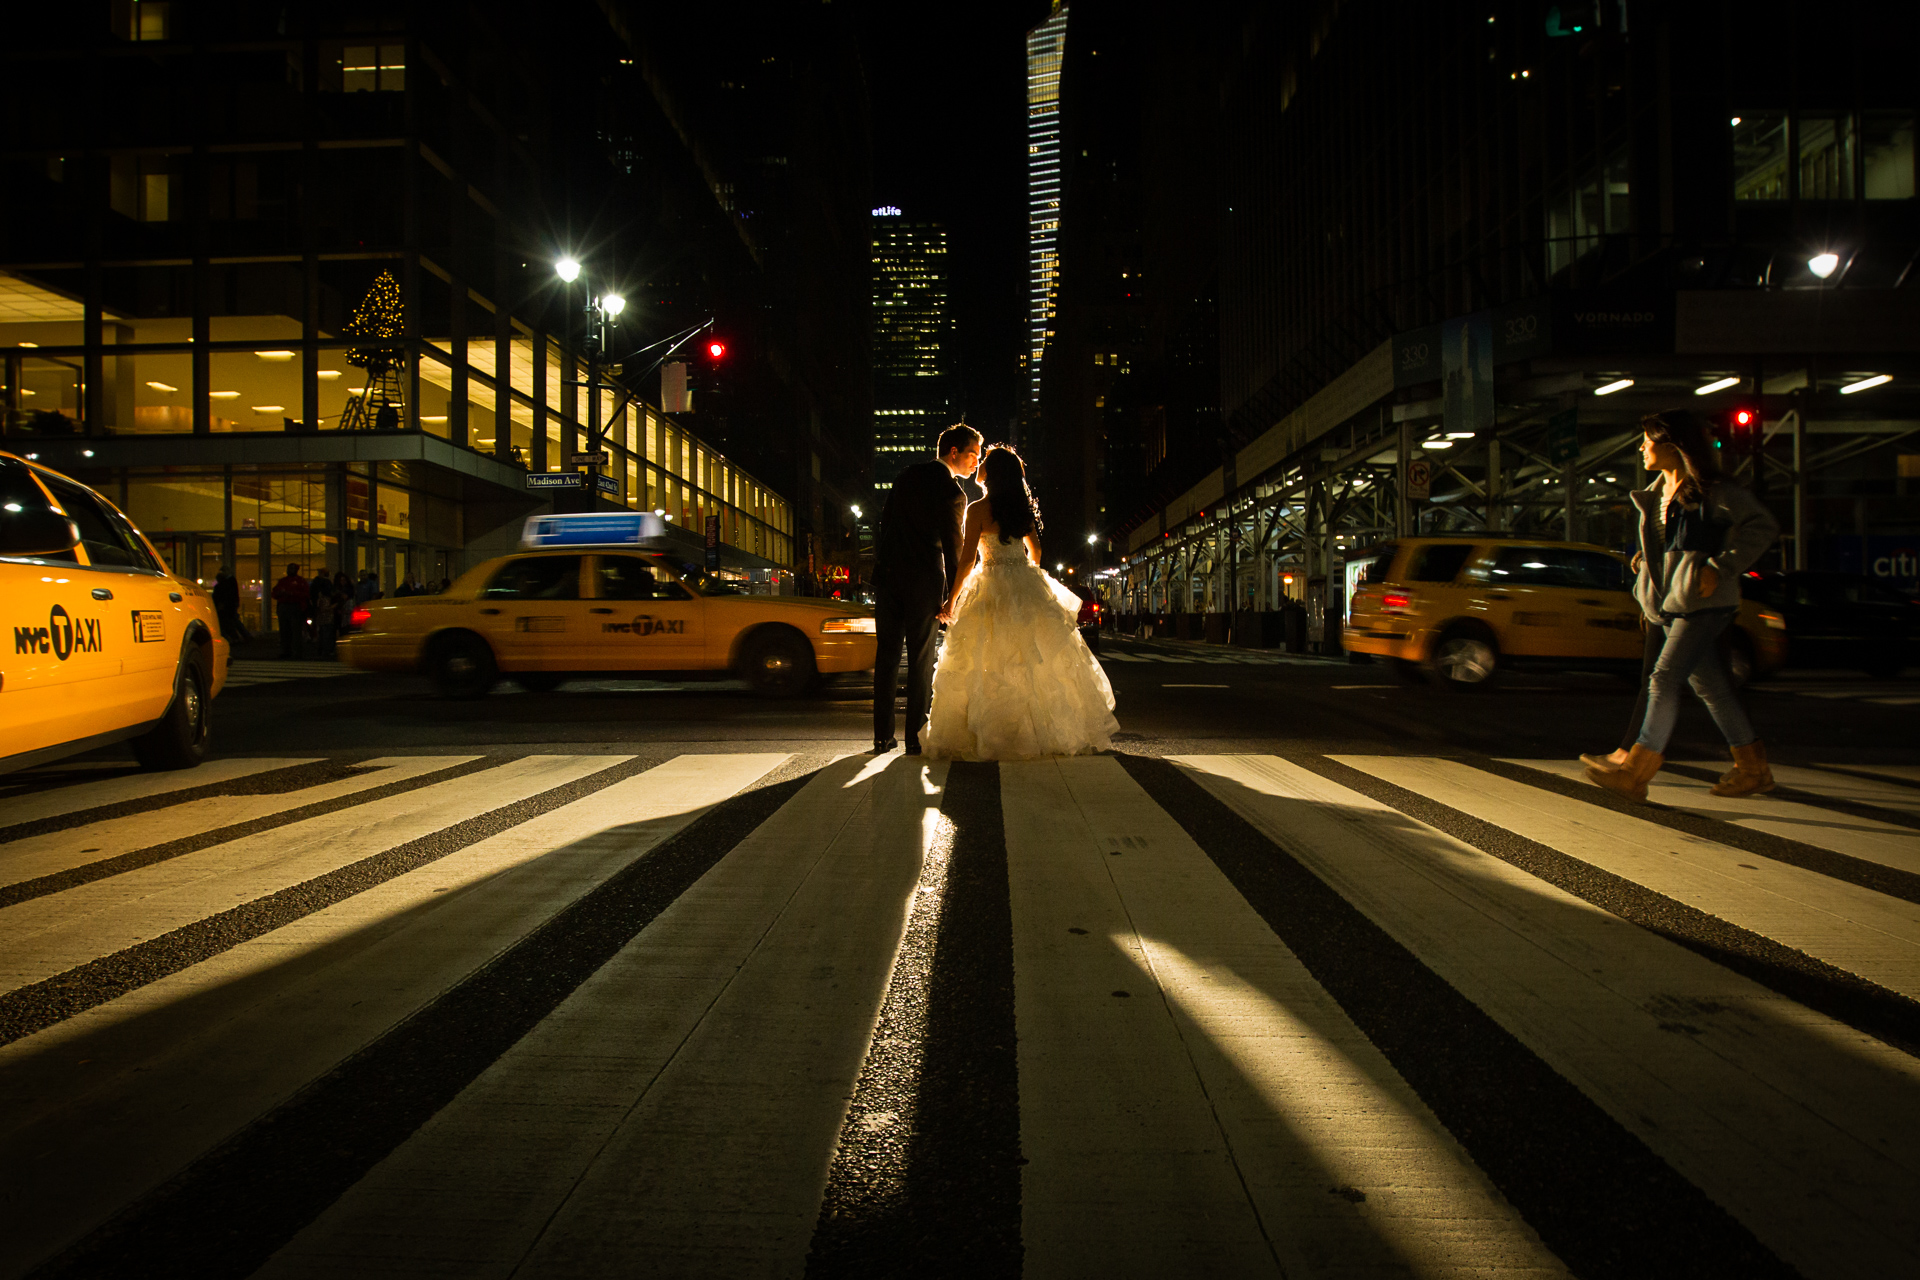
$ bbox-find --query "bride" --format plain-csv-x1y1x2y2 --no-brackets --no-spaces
922,444,1119,761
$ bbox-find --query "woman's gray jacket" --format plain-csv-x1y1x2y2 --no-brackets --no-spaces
1629,479,1779,624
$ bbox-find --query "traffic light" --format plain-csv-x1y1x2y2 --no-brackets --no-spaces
1725,405,1762,456
704,338,728,362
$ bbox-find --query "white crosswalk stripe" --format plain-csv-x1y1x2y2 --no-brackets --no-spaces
0,747,1915,1277
221,659,372,688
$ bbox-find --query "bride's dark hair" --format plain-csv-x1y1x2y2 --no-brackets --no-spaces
981,444,1043,545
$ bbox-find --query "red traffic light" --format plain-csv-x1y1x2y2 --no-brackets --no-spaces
706,340,727,360
1731,407,1757,428
1725,405,1762,455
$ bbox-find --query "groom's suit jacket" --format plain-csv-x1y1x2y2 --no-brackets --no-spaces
872,459,967,611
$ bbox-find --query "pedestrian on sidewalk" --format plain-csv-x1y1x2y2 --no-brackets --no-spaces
211,565,251,642
355,568,381,604
271,563,309,659
1583,410,1779,802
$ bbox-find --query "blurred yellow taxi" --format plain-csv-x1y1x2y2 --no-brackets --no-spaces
341,513,877,697
1345,535,1786,690
3,450,227,772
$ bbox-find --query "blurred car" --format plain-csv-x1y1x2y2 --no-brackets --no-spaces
341,513,878,698
1068,585,1102,655
1345,535,1787,691
1738,570,1919,678
2,450,227,772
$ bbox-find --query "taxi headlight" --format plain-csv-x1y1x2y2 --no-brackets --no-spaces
821,616,877,634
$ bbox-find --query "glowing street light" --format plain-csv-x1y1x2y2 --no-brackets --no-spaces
1594,378,1635,395
1086,532,1099,546
599,293,626,318
1807,252,1840,279
554,258,581,283
1695,376,1740,395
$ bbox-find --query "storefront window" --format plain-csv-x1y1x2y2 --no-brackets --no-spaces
233,471,329,532
7,354,84,435
124,474,224,533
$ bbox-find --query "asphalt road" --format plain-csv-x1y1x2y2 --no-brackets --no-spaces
4,636,1916,1279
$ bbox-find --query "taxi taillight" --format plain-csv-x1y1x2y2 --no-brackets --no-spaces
1381,593,1412,610
349,607,372,630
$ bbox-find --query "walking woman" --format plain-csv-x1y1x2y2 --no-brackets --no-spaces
1584,409,1779,802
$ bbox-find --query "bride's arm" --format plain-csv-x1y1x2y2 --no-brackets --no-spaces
941,503,987,621
1025,534,1042,565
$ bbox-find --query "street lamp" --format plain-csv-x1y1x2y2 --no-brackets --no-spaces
554,257,625,510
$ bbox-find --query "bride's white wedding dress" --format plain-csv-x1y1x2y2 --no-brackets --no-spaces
923,533,1119,761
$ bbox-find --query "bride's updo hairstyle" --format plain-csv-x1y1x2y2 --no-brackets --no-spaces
981,444,1043,545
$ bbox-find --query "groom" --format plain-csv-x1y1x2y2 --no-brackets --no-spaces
871,424,983,754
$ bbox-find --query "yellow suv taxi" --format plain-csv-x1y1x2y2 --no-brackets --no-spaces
3,451,227,772
341,513,877,698
1345,535,1786,690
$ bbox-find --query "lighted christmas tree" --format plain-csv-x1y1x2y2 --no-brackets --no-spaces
339,271,406,430
345,270,403,371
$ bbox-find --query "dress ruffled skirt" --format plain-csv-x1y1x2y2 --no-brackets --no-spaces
922,548,1119,761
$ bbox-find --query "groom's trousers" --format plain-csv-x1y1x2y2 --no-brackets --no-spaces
873,586,939,746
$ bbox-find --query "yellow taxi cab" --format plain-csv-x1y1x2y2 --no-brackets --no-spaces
1345,535,1787,690
341,513,878,698
2,450,227,772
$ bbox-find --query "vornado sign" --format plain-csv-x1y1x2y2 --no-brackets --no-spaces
601,614,687,637
14,604,104,659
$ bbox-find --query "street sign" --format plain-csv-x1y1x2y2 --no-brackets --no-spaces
704,514,721,570
594,471,620,496
526,471,581,491
569,451,610,467
1546,408,1580,465
1405,459,1431,501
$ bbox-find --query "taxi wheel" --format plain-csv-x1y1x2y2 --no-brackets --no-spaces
1426,630,1499,691
132,659,211,770
740,629,816,698
433,634,498,699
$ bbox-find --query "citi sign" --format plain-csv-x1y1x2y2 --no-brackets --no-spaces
14,605,104,660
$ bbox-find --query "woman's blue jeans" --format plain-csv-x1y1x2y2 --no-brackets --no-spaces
1636,608,1757,753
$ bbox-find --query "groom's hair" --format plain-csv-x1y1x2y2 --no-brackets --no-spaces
936,424,982,458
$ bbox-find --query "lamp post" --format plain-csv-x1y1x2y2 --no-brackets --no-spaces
554,258,624,513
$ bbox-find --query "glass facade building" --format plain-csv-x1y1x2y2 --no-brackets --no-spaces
1025,2,1069,419
870,211,951,490
1,5,792,631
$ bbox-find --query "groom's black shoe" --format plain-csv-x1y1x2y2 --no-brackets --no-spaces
905,738,923,756
872,737,898,754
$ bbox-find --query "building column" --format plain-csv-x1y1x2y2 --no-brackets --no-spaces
1486,434,1503,532
1396,419,1412,537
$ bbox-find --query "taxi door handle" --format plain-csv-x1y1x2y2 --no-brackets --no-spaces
91,587,113,601
589,607,616,614
479,607,502,615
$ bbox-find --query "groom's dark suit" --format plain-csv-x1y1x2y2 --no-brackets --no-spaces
871,458,967,748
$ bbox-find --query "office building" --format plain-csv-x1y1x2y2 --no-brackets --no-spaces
1,2,796,630
1024,2,1070,428
870,211,952,490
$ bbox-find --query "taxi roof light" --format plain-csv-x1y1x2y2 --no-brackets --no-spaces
521,512,668,549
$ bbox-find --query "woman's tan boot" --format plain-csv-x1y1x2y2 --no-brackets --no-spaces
1579,748,1631,772
1711,741,1775,797
1587,744,1664,802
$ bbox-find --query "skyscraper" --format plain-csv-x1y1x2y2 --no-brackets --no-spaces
1024,1,1069,425
869,210,952,490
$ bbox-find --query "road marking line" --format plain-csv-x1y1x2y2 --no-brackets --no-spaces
266,754,933,1279
1004,757,1561,1277
0,759,314,829
0,753,790,1277
1505,758,1920,877
1176,753,1920,1280
0,757,620,998
1340,756,1920,1002
1161,683,1229,688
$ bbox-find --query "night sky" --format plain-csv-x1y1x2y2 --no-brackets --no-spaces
850,1,1052,440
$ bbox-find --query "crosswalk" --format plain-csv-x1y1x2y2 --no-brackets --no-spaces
222,659,372,688
2,748,1917,1278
